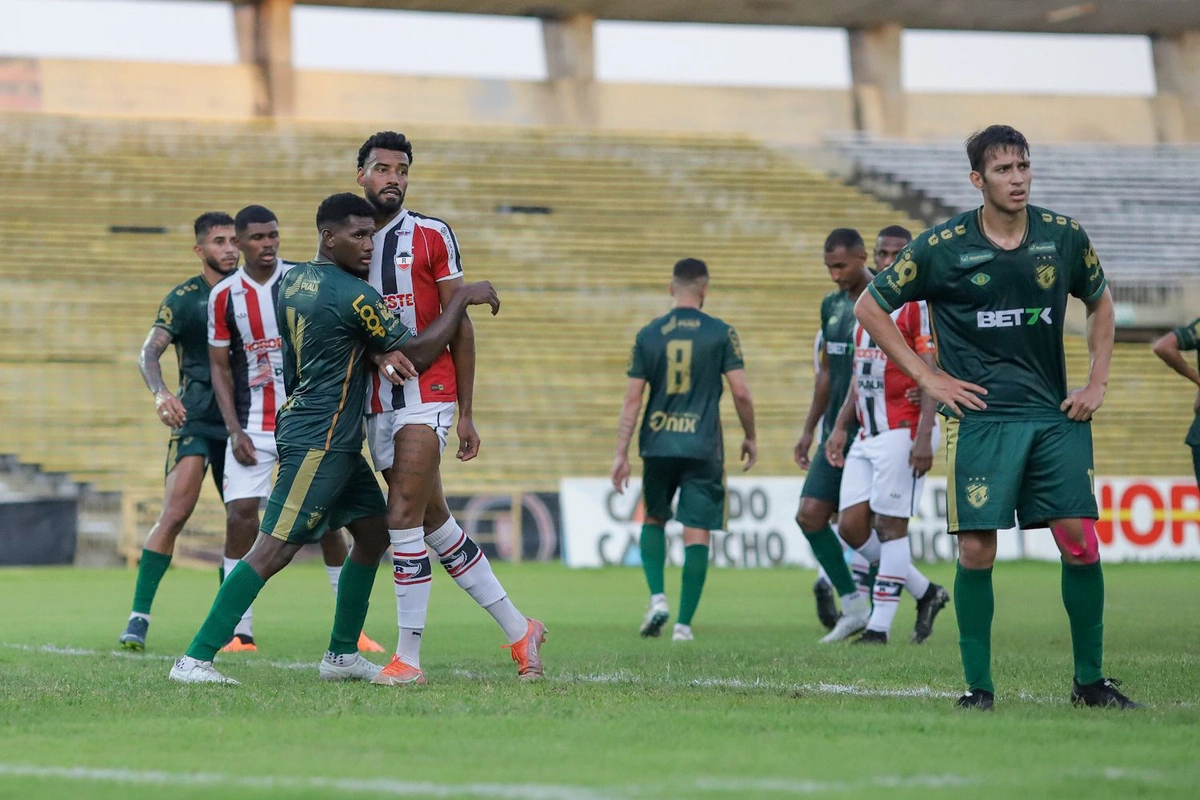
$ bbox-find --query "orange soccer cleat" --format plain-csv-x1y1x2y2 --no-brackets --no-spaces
370,655,426,686
219,634,257,653
357,632,385,653
503,618,547,681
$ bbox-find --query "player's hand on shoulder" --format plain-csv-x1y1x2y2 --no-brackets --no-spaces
824,428,847,468
460,281,500,316
456,416,480,462
611,455,631,493
794,431,814,470
375,350,418,384
230,430,258,466
909,434,933,478
154,389,186,429
741,438,757,472
917,371,987,418
1060,382,1105,422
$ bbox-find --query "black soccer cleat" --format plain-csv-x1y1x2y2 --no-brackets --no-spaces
911,584,951,644
118,616,149,651
955,689,995,711
813,577,839,631
1071,678,1141,709
853,629,888,645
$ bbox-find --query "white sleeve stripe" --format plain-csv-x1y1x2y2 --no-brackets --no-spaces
435,274,464,283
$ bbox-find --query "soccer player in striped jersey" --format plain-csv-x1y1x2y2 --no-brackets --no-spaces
208,205,383,653
355,132,544,684
825,299,947,644
118,212,239,652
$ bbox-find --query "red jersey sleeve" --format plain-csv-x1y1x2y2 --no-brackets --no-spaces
899,301,934,355
208,285,231,347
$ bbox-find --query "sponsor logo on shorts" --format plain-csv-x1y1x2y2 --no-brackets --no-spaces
966,481,989,509
976,308,1052,328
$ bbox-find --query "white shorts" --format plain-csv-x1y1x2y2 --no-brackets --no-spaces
839,425,942,519
222,430,278,503
365,402,456,471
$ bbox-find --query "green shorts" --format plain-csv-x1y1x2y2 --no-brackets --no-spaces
800,440,845,504
165,434,227,500
641,456,726,532
1191,445,1200,490
945,416,1098,532
260,447,386,544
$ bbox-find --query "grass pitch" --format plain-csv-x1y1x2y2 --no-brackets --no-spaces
0,560,1197,799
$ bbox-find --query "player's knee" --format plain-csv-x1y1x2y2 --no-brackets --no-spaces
796,504,826,534
957,536,996,569
1052,520,1100,565
157,504,195,535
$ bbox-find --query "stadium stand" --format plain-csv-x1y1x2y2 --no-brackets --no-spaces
0,113,1193,555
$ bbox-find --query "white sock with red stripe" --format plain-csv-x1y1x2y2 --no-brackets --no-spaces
426,516,528,644
224,556,253,638
390,527,431,668
867,538,909,635
849,549,872,601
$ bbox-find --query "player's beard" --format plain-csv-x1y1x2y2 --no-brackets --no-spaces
206,254,237,275
366,185,403,216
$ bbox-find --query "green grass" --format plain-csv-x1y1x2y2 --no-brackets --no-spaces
0,560,1197,799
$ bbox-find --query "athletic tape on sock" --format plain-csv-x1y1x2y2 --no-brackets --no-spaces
1053,520,1100,564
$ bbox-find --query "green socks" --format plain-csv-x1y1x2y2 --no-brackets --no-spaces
131,549,172,615
803,525,857,597
677,544,709,626
955,563,995,694
640,523,666,596
1061,560,1105,685
185,561,266,661
328,557,380,656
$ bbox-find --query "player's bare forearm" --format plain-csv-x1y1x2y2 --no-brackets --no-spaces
449,314,476,417
399,282,497,372
615,380,646,457
832,381,857,435
209,345,242,435
1084,289,1115,390
139,326,172,395
854,296,931,383
1152,332,1200,386
915,352,938,440
802,364,830,436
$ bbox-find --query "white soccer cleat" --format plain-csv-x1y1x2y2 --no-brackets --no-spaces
640,596,670,638
169,656,239,685
319,652,383,682
672,624,694,642
820,594,871,643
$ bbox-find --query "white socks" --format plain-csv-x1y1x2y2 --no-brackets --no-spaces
224,556,254,638
426,517,528,644
906,564,931,599
390,526,431,668
867,538,910,635
325,564,342,595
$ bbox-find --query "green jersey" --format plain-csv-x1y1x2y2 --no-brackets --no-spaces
1172,317,1200,447
818,290,859,441
628,307,744,461
153,274,225,439
275,260,411,452
868,206,1107,420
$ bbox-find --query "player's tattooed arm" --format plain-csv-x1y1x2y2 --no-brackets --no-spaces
139,326,186,428
439,277,480,462
824,382,858,469
397,281,498,373
1062,286,1115,422
209,344,257,466
1151,329,1200,387
611,378,647,492
795,351,830,470
725,368,757,472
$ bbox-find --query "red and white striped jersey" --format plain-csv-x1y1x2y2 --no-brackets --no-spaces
852,301,933,439
207,260,294,433
366,209,463,413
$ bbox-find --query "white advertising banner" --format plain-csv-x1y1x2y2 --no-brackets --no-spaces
559,475,1200,567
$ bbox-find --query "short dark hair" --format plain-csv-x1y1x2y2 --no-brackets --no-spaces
316,193,376,230
234,205,277,234
876,225,912,243
194,211,234,242
673,257,709,283
824,228,864,253
966,125,1030,173
357,131,414,170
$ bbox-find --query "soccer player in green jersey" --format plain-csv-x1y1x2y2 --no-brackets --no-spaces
118,212,239,651
611,258,757,642
170,194,499,684
857,125,1138,710
794,231,874,637
1151,318,1200,487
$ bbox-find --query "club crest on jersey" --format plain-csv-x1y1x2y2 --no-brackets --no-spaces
394,250,414,271
1036,264,1057,290
966,482,989,509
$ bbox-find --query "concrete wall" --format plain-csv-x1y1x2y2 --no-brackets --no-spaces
0,57,1164,144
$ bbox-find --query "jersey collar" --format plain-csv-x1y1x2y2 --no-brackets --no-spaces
971,206,1032,252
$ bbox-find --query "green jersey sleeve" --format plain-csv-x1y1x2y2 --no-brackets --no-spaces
627,332,649,380
1174,317,1200,351
722,325,745,373
348,284,411,352
1067,224,1108,303
153,289,185,340
868,238,930,312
